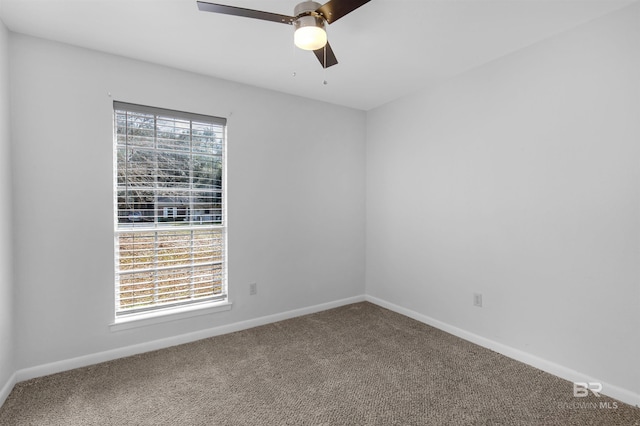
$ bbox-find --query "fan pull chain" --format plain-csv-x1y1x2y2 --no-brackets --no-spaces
323,45,328,85
292,40,297,78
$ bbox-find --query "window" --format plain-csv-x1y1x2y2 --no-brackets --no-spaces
113,102,227,317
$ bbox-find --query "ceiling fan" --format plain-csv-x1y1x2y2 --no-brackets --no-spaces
197,0,372,68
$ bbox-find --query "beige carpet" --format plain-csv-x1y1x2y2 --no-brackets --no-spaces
0,302,638,425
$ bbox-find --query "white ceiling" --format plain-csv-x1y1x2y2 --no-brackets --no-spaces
0,0,635,110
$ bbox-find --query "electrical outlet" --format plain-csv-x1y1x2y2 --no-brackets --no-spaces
249,282,257,296
473,293,482,307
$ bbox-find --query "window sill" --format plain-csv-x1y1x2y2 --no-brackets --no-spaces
109,300,232,332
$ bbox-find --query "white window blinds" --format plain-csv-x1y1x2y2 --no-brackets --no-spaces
113,101,227,316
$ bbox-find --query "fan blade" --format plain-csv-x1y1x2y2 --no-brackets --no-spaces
313,42,338,68
197,1,294,25
316,0,371,25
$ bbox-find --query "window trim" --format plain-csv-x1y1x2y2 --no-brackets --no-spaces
110,300,232,332
112,101,229,321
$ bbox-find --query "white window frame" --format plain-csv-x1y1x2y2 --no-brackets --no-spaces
112,101,229,325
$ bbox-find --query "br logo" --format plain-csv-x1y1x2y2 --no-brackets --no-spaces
573,382,602,397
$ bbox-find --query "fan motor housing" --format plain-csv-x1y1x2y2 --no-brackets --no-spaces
294,1,323,17
293,1,325,31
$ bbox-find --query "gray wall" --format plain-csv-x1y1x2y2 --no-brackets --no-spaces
366,3,639,397
0,11,14,399
9,34,366,370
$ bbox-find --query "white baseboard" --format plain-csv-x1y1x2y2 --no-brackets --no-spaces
0,371,16,409
365,295,640,408
15,295,366,383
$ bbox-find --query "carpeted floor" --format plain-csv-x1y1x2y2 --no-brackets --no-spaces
0,302,638,425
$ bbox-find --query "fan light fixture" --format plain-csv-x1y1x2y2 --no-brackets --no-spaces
293,1,326,51
294,25,327,51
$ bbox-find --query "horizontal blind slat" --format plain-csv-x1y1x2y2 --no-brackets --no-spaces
117,261,224,276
